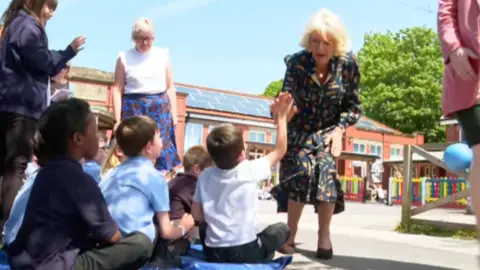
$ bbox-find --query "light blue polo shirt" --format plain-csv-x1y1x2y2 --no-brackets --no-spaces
99,156,169,242
82,160,101,184
4,168,39,245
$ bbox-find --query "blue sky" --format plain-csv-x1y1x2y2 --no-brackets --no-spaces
1,0,438,94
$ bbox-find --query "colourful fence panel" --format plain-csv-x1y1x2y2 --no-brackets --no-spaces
389,177,467,209
339,177,364,202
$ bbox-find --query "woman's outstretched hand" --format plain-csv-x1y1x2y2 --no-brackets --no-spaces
324,127,343,157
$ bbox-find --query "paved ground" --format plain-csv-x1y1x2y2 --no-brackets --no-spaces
256,201,478,270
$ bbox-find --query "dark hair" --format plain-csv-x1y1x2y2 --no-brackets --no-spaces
1,0,58,38
183,145,212,172
37,98,92,157
206,124,244,170
115,115,158,157
32,131,48,166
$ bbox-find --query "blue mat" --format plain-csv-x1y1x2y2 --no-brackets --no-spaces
144,245,293,270
0,245,292,270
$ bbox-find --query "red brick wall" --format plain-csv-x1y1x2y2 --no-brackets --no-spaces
343,126,424,177
72,78,425,178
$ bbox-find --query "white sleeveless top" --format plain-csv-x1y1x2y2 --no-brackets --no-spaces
119,47,169,95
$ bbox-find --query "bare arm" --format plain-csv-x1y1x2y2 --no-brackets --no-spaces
264,114,287,168
111,57,125,125
165,60,178,124
155,212,186,240
437,0,460,63
191,201,204,223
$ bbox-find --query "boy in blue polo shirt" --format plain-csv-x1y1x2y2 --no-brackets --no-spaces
100,115,195,267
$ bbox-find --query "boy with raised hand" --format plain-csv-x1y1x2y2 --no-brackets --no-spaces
191,92,296,263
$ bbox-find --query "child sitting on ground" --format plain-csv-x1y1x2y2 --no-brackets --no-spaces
7,99,152,270
191,92,295,264
100,115,195,268
169,145,211,223
167,145,212,244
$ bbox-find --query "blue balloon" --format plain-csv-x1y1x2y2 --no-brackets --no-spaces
444,143,473,171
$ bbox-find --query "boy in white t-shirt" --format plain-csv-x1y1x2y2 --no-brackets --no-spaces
192,93,297,263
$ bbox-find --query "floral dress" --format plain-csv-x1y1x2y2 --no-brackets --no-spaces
270,50,362,213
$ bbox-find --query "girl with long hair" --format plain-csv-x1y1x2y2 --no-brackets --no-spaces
0,0,85,229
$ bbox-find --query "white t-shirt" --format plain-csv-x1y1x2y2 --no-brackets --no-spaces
118,47,169,95
193,157,272,248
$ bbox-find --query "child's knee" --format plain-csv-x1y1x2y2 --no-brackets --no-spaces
125,232,154,260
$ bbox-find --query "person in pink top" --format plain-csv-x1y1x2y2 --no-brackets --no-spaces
438,0,480,236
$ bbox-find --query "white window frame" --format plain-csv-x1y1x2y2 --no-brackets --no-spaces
425,166,431,176
249,130,267,143
390,144,403,158
249,148,265,160
271,133,277,144
184,122,203,153
369,143,383,159
353,142,366,154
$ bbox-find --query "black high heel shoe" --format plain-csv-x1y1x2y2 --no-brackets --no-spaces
316,247,333,260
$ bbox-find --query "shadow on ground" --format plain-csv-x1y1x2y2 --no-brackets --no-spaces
291,248,457,270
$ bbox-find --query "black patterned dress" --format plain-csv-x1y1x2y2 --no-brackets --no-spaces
270,50,362,213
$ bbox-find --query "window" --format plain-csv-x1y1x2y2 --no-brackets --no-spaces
370,144,382,158
249,131,266,143
354,143,366,153
249,148,265,160
425,166,431,176
208,125,215,132
184,123,203,153
271,133,277,144
432,167,437,177
390,147,402,158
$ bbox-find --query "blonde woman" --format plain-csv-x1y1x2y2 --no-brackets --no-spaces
111,18,181,174
270,9,362,259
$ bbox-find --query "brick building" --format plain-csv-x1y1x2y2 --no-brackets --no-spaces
68,66,423,183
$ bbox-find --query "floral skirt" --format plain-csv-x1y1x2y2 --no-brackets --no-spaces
121,93,181,171
270,142,345,214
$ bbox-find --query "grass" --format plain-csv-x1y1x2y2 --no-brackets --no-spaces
395,222,477,240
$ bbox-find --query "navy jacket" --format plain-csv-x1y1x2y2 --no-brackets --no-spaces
0,10,76,119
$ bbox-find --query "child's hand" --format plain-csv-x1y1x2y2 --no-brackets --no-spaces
180,213,195,231
270,92,296,121
70,36,86,53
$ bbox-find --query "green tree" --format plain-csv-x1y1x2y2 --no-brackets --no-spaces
358,26,445,142
263,79,283,98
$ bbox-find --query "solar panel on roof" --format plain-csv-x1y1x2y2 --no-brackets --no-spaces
176,86,273,118
199,91,226,99
241,108,264,117
189,96,215,103
188,99,215,109
176,86,198,94
211,103,241,113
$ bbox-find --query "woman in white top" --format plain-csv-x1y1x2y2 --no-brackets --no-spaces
111,18,181,173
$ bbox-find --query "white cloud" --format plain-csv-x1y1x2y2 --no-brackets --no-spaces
146,0,217,20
